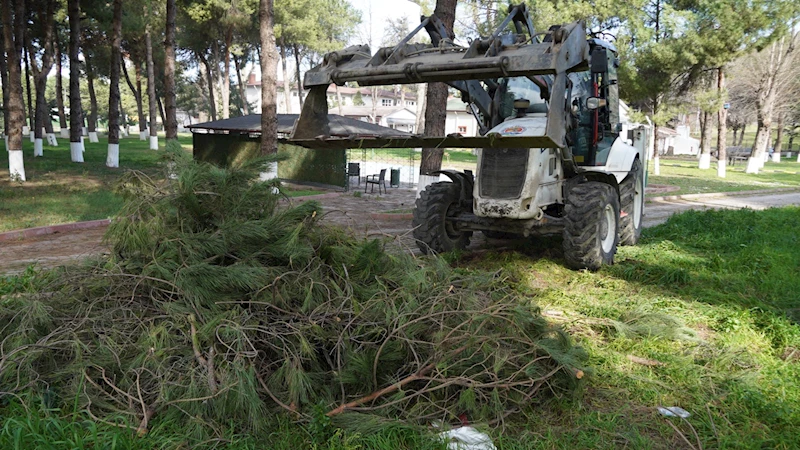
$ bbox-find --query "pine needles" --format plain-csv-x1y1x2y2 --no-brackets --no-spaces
0,151,585,442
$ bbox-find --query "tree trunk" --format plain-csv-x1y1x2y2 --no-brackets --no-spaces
698,110,711,169
773,115,784,155
107,0,122,167
122,59,146,138
293,43,304,109
68,0,84,162
198,51,217,121
86,57,99,142
233,53,249,115
280,37,291,113
2,0,27,179
737,127,745,146
335,84,343,115
164,0,177,140
259,0,278,160
716,66,727,177
748,107,772,173
157,94,166,127
222,29,232,119
24,43,34,132
732,128,738,147
54,30,67,135
414,83,426,134
419,0,456,191
145,26,158,149
0,40,9,136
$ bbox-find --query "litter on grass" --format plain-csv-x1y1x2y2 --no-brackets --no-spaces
658,406,691,418
439,427,497,450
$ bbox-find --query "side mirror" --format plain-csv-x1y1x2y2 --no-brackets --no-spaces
586,97,607,110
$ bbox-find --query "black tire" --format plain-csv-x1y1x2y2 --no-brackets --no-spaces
413,182,472,254
562,182,620,270
619,158,644,246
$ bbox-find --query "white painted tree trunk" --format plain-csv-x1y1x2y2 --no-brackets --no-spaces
34,138,44,157
70,142,85,162
653,156,660,176
416,174,442,199
121,127,128,137
139,131,147,141
47,133,58,146
771,152,781,163
29,131,35,142
8,149,26,181
149,135,159,150
106,143,119,168
88,131,99,143
698,153,711,169
717,159,726,178
22,125,29,135
82,126,88,137
259,161,280,193
797,153,800,163
745,157,760,174
60,128,69,138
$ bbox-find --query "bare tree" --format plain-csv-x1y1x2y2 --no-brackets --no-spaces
164,0,177,141
107,0,122,167
68,0,84,162
730,32,800,173
28,0,56,156
2,0,26,179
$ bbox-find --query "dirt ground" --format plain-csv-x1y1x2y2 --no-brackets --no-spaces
3,187,800,275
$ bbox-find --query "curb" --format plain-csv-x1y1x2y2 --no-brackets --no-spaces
648,187,800,203
0,219,110,242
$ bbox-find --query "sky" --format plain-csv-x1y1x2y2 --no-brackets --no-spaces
347,0,423,50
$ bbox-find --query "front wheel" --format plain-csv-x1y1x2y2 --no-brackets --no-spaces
412,182,472,254
619,158,644,246
562,182,620,270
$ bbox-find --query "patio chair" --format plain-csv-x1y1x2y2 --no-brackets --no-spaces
365,168,387,194
347,162,360,189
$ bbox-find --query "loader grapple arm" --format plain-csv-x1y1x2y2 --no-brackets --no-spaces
288,4,590,150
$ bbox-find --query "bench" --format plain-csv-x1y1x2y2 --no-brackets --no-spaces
725,146,751,166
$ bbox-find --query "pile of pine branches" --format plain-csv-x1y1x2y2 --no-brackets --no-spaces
0,150,585,441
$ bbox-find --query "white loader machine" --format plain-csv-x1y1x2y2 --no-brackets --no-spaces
287,4,646,270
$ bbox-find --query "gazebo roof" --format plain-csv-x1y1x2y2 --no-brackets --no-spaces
187,114,413,137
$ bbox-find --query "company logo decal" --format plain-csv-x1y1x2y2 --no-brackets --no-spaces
501,126,526,135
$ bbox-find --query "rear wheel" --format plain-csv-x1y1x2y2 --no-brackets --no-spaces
619,158,644,246
562,182,619,270
413,182,472,254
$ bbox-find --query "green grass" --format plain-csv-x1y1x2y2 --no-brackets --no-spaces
0,134,190,232
0,135,321,231
459,206,800,448
3,206,798,448
648,157,800,197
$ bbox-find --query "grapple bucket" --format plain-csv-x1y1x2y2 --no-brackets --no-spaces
286,4,589,150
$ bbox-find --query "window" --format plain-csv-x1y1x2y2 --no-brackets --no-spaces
405,100,416,106
457,126,467,134
381,99,393,106
292,92,298,97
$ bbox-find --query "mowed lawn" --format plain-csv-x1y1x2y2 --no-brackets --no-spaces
648,157,800,197
0,135,187,232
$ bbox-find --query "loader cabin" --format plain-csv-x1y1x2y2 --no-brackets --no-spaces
496,39,619,167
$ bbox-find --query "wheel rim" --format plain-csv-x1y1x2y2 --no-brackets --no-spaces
633,175,643,229
600,204,615,253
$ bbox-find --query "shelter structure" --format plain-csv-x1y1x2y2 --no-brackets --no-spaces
187,114,413,188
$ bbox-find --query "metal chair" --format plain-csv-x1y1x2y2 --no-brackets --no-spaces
347,162,360,189
365,168,387,194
